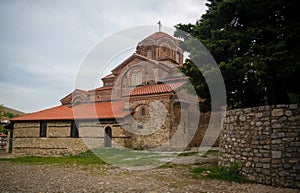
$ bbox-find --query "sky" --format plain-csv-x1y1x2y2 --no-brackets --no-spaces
0,0,208,113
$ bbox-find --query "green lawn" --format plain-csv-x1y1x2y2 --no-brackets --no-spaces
0,150,105,165
178,149,219,157
91,148,177,167
0,148,178,167
0,148,220,169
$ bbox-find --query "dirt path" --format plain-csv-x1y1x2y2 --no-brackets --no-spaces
0,162,298,193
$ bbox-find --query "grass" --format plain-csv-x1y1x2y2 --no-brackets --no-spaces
0,148,175,167
0,148,221,169
92,148,172,167
200,149,219,157
191,163,247,182
0,150,106,166
178,149,219,157
178,152,198,156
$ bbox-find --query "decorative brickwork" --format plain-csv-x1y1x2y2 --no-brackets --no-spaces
219,104,300,188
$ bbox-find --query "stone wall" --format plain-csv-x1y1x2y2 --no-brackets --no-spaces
13,121,88,155
219,104,300,188
126,94,173,149
12,120,132,155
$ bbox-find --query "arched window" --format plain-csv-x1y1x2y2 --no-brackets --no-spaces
132,72,142,86
137,72,142,85
147,50,152,59
141,107,146,116
132,73,137,85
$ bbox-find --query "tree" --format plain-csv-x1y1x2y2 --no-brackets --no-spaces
175,0,300,109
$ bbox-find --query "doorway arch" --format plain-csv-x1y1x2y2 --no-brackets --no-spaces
104,126,112,147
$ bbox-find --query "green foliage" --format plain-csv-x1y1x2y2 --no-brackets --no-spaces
178,151,198,157
3,112,17,118
0,125,4,134
0,104,19,119
178,149,219,157
175,0,300,109
200,149,219,157
159,162,177,168
288,92,300,104
191,163,246,182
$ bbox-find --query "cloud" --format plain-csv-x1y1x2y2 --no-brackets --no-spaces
0,0,207,112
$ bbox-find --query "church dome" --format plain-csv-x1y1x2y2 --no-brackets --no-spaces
137,32,180,45
136,31,183,65
137,32,181,49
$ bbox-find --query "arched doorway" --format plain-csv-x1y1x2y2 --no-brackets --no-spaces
104,126,112,147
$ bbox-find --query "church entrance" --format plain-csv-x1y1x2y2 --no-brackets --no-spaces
104,126,112,147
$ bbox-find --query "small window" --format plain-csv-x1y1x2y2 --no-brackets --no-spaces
132,73,137,85
40,121,47,137
141,107,146,116
147,51,152,59
71,121,79,138
137,72,142,85
132,72,142,86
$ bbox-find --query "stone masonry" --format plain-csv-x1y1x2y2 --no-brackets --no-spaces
219,104,300,189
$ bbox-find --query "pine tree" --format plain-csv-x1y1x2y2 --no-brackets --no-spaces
175,0,300,109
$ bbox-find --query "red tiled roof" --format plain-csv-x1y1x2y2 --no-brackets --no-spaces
102,73,115,79
127,82,184,96
143,32,180,42
89,86,113,92
11,101,130,121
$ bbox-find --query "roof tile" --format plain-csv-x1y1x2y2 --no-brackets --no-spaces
12,101,130,121
127,82,184,96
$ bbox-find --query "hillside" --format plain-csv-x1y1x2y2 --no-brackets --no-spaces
1,106,26,117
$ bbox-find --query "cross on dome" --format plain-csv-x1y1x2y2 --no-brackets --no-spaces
157,20,162,32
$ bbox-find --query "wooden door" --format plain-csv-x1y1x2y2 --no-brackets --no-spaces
104,127,112,147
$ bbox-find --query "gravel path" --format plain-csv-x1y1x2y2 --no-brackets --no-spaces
0,162,299,193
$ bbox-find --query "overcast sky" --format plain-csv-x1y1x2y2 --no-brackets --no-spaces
0,0,207,113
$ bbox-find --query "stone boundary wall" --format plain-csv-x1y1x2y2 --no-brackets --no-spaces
219,104,300,189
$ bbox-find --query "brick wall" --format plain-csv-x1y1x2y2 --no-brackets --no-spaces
219,104,300,188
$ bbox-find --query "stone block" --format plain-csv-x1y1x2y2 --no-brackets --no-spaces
279,171,289,177
260,158,270,163
47,127,70,138
285,110,292,116
14,128,40,138
255,113,263,118
287,158,298,164
289,104,298,109
239,115,246,121
272,159,282,164
80,126,103,138
272,123,282,129
272,151,282,158
272,109,284,117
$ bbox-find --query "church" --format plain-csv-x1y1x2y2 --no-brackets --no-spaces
9,29,203,155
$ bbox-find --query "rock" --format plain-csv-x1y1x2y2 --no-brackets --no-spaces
272,151,282,159
272,109,284,117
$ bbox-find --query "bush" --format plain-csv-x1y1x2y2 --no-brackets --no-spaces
191,163,246,182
